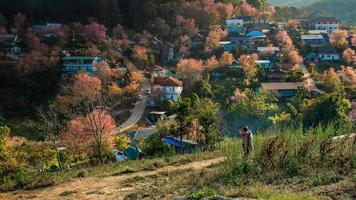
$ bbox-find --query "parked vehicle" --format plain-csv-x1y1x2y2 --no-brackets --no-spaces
145,89,151,95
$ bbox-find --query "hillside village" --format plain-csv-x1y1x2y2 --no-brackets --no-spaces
0,0,355,199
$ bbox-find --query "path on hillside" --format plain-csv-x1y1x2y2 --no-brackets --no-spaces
117,79,150,132
0,157,225,200
113,57,151,133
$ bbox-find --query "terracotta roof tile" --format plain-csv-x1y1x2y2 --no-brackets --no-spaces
153,77,183,87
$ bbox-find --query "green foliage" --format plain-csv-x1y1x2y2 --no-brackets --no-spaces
222,122,355,186
168,98,194,140
268,112,292,127
141,119,178,156
115,135,129,151
76,170,87,178
286,66,305,82
191,75,214,99
247,0,268,11
301,93,351,127
142,134,172,157
0,126,10,160
229,89,278,118
193,97,222,150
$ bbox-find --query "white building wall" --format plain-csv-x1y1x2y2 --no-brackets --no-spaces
160,86,183,102
314,24,339,32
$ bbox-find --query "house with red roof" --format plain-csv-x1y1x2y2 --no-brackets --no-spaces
310,17,339,32
153,77,183,102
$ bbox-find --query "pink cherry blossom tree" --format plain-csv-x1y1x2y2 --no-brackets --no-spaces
62,109,116,163
84,22,107,44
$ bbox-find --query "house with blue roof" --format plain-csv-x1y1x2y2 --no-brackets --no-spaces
246,30,266,38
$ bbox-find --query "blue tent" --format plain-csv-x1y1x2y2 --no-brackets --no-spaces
124,145,142,160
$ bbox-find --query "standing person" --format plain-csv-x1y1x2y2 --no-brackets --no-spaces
240,126,254,157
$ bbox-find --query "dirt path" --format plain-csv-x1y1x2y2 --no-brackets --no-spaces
0,157,225,200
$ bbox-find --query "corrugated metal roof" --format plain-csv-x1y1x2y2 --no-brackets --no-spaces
301,35,324,40
261,82,305,90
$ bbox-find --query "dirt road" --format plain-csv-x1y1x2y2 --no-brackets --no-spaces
0,157,225,200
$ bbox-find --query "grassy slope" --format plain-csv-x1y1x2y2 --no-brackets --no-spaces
2,126,355,199
132,132,356,199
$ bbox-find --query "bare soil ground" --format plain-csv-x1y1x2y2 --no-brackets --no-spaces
0,157,225,200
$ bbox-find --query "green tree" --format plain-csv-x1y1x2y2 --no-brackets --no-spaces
301,93,352,127
191,75,214,98
229,89,278,118
168,98,194,141
193,96,222,150
0,126,10,160
115,135,129,151
286,66,305,82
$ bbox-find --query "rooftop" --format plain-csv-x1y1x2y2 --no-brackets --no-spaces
311,17,338,23
261,82,305,90
316,46,337,54
257,47,280,52
153,77,183,87
301,35,324,40
256,60,270,64
308,30,328,34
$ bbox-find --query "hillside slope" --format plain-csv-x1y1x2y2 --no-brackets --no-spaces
307,0,356,24
268,0,321,7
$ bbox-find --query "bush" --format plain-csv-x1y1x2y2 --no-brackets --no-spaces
49,165,60,172
115,135,129,151
142,134,172,157
76,170,87,178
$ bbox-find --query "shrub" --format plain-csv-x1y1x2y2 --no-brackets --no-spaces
76,170,87,178
115,135,129,151
49,165,60,172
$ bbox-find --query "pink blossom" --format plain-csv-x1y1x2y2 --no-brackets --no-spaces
84,22,107,43
230,88,246,101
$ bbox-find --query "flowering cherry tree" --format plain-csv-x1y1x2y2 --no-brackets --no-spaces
343,48,355,65
62,109,116,163
329,30,349,48
84,22,107,44
72,72,102,102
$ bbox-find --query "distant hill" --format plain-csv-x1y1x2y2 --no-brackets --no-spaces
307,0,356,24
270,0,355,24
268,0,321,7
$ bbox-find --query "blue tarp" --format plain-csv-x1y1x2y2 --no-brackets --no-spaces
163,137,198,154
163,137,197,148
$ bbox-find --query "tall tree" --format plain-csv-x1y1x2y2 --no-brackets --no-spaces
62,109,117,163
